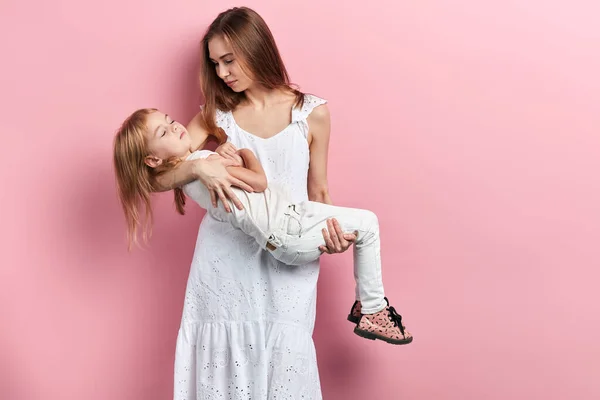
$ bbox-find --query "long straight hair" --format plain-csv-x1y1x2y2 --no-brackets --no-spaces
113,108,186,249
199,6,304,142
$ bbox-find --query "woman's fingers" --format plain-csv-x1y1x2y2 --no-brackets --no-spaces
319,219,356,254
332,218,354,247
229,176,254,193
214,186,231,213
202,154,251,212
319,245,330,254
219,157,236,167
344,232,358,242
327,219,343,252
209,187,218,208
222,185,244,211
321,227,335,252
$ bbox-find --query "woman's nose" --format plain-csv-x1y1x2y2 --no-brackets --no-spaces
217,65,229,79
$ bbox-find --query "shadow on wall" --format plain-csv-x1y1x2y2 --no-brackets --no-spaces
65,145,201,399
313,256,376,399
0,328,36,400
69,149,200,271
69,41,206,272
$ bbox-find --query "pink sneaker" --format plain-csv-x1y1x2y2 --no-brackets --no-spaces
347,297,389,324
347,300,362,324
354,306,413,345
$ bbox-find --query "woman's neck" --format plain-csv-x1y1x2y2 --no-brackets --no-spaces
243,85,292,110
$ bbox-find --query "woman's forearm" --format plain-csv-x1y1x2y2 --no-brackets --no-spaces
309,187,332,204
153,161,198,192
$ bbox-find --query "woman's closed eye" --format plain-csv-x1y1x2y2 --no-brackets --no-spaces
213,60,233,66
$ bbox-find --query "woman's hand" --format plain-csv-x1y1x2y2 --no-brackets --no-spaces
319,218,357,254
216,142,244,166
192,156,253,212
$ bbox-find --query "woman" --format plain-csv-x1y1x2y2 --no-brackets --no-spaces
156,7,356,399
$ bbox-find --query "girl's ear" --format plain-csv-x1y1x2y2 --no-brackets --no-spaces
144,155,163,168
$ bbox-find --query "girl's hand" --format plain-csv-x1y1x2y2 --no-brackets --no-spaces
216,142,243,166
319,218,357,254
192,156,253,212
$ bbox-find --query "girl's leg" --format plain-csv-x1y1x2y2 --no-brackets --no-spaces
279,202,413,346
283,201,387,314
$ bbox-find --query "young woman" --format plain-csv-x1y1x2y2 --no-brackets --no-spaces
137,7,408,399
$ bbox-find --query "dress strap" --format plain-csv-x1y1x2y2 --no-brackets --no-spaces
215,108,233,131
291,94,327,124
292,94,327,139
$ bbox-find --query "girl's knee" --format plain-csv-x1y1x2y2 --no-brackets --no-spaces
359,209,379,229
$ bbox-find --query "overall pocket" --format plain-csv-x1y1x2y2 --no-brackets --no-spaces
284,204,303,236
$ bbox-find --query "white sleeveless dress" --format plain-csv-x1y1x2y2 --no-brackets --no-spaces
173,94,327,400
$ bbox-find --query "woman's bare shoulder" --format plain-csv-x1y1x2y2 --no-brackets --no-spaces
186,112,211,150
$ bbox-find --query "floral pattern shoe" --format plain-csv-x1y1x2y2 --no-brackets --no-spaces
354,306,413,345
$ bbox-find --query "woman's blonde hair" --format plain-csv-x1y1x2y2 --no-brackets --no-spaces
113,108,186,249
199,6,304,142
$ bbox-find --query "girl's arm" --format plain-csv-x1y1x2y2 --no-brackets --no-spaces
306,104,357,253
224,149,268,193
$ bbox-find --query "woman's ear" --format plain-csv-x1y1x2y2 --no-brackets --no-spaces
144,155,163,168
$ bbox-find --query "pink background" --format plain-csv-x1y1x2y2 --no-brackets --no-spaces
1,0,599,399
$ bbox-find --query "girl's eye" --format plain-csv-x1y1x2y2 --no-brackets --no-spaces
169,119,175,124
224,60,233,65
161,130,166,137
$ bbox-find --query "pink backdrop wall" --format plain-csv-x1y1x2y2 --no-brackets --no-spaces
1,0,599,399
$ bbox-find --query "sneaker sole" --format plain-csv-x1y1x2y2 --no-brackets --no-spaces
347,314,359,324
353,327,413,345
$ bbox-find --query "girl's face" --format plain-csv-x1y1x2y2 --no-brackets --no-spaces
143,111,191,167
208,35,254,92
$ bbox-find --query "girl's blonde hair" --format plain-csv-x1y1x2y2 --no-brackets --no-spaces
113,108,186,249
199,6,304,143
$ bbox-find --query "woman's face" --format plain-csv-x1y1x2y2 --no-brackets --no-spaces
208,35,254,92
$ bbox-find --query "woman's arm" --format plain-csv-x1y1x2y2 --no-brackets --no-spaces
306,104,357,254
306,105,332,204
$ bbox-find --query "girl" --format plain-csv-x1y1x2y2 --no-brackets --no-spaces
114,107,413,347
